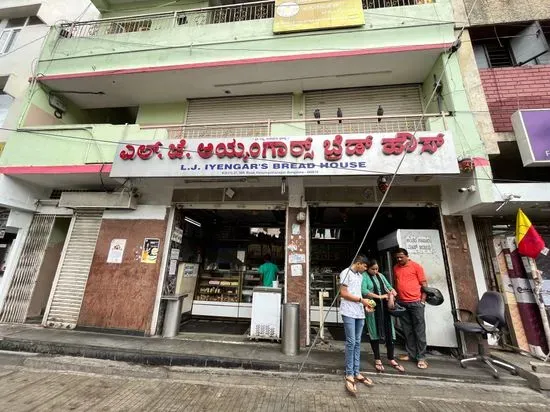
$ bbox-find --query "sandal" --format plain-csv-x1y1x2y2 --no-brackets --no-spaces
389,360,405,373
417,360,428,369
374,360,384,373
345,376,357,396
355,374,374,386
397,354,410,362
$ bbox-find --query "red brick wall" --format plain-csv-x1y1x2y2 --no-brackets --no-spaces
479,66,550,132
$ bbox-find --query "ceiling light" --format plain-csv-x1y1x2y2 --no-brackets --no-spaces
185,217,201,227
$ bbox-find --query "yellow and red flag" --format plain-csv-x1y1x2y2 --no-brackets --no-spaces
516,209,546,258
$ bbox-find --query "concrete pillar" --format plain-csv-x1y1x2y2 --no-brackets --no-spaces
285,177,309,347
442,215,481,353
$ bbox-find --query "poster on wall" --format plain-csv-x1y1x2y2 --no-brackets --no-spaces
141,238,160,264
107,239,126,263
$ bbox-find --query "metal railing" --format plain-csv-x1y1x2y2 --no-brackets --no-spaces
57,0,432,39
58,1,275,39
141,113,444,139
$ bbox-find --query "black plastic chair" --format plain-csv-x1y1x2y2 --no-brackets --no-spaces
453,291,517,378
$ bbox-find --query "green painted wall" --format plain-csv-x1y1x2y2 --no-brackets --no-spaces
420,53,493,207
136,102,188,125
38,3,455,77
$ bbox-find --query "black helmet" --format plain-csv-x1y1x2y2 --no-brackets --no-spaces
422,286,444,306
388,303,407,318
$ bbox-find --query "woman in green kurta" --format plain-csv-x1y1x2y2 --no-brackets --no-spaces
361,258,405,373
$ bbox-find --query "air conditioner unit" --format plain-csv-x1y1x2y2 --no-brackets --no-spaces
58,191,138,209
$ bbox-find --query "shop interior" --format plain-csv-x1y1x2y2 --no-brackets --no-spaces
308,206,444,342
171,208,285,336
171,205,448,348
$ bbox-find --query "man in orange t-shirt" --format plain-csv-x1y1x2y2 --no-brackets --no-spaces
393,248,429,369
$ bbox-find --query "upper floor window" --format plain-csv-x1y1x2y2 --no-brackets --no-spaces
473,21,550,68
0,16,44,55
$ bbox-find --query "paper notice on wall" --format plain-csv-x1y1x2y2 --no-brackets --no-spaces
169,259,178,275
107,239,126,264
237,250,246,263
292,224,300,235
291,264,303,277
141,238,160,264
289,253,306,264
171,227,183,244
170,248,180,260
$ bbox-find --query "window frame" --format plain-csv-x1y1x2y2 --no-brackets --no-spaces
0,16,44,55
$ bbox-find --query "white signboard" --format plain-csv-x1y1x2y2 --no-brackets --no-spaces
110,132,459,178
107,239,126,264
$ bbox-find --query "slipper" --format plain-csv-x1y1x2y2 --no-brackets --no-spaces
397,354,410,362
374,360,384,373
389,360,405,373
345,376,357,396
355,374,374,386
417,360,428,369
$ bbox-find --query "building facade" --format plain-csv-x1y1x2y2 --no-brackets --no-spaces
0,0,98,321
0,0,496,350
453,0,550,355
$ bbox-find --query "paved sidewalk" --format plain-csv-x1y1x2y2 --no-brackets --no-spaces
0,324,525,385
0,352,547,412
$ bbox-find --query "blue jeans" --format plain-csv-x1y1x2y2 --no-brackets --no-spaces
342,315,365,376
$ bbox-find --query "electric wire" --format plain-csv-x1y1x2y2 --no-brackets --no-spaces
278,0,482,405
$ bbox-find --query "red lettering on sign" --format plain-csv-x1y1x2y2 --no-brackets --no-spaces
168,139,190,159
419,133,445,154
324,135,343,161
381,133,417,155
345,136,373,156
262,141,288,158
197,143,214,159
290,138,314,159
119,144,136,160
137,142,163,160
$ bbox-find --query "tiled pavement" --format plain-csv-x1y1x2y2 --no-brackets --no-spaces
0,352,548,412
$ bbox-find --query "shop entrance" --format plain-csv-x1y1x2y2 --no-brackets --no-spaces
309,206,457,350
167,207,285,336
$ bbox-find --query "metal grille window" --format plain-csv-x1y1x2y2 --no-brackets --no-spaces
474,41,515,68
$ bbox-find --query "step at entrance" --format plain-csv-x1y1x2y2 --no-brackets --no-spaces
0,215,56,323
44,210,103,329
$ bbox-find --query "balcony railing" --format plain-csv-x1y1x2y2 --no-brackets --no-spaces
58,0,432,39
59,1,275,39
141,114,444,140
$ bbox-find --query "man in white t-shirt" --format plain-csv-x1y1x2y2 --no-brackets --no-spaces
339,254,375,395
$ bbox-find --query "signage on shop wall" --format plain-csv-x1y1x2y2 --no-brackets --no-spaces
512,110,550,166
110,132,459,178
273,0,364,34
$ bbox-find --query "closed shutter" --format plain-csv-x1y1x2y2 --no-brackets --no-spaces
304,85,424,134
44,210,103,329
0,215,55,323
184,94,292,138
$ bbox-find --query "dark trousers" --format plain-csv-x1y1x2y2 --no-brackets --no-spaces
399,301,427,361
369,313,395,360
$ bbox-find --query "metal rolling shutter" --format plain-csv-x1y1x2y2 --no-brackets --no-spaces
304,85,423,118
0,215,55,323
186,94,293,124
44,210,103,329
